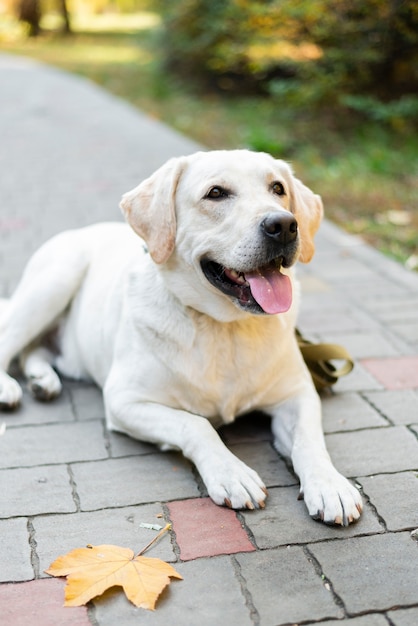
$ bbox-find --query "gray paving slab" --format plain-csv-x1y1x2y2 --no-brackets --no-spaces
309,532,418,614
241,486,382,548
317,329,404,359
66,380,105,420
71,454,199,511
0,386,74,427
0,518,33,582
34,503,175,576
228,441,297,488
363,389,418,425
108,429,156,458
366,295,418,323
358,471,418,531
322,391,388,432
298,302,376,334
325,425,418,477
389,607,418,626
236,547,342,625
0,421,108,469
92,556,253,626
0,465,76,518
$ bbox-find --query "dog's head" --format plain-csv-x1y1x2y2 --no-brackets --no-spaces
120,150,323,320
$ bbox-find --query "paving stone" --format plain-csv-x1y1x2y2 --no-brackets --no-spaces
241,486,382,548
363,389,418,425
0,387,74,427
318,331,401,359
0,518,33,582
0,421,108,469
337,276,409,301
168,497,255,560
34,503,175,576
92,555,253,626
68,382,105,420
236,547,342,625
325,426,418,477
0,578,90,626
358,472,418,531
0,465,75,518
108,430,155,458
362,295,418,323
298,302,375,334
310,532,418,613
228,441,297,488
388,607,418,626
361,357,418,390
71,453,199,510
391,320,418,344
322,392,388,432
309,256,377,283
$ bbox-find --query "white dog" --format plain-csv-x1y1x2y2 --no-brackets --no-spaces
0,150,362,525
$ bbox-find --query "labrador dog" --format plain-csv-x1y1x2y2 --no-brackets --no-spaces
0,150,362,525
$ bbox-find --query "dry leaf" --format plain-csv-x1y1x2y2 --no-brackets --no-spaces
45,527,182,610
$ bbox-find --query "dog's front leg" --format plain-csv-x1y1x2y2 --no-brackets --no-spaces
271,390,362,525
105,393,267,510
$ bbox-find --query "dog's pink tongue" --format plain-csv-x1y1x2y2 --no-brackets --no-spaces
244,267,292,314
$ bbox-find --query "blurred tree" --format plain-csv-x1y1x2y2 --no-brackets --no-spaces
18,0,41,36
58,0,70,33
17,0,71,36
157,0,418,109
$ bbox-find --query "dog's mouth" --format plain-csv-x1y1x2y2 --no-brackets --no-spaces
201,257,292,315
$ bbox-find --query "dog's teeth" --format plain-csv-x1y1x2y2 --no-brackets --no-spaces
225,268,246,284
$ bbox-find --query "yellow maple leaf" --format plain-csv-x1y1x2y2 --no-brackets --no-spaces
45,527,182,610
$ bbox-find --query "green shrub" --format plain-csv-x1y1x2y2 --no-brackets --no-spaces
156,0,418,117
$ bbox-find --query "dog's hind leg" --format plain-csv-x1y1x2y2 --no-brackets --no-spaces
0,230,89,409
20,346,62,401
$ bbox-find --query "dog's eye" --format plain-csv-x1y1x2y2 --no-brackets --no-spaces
272,182,286,196
206,186,228,200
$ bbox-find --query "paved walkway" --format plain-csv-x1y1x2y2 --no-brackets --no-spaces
1,54,418,626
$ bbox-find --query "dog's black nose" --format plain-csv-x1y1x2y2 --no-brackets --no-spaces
261,213,298,244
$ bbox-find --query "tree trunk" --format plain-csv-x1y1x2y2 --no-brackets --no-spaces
58,0,71,34
18,0,41,37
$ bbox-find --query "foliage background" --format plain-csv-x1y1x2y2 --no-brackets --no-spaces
1,0,417,268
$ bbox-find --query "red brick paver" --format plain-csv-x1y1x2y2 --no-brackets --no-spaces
0,578,90,626
361,356,418,390
168,498,255,561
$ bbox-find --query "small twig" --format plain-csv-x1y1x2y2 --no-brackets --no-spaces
136,523,171,557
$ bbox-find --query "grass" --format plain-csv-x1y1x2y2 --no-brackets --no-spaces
1,9,417,269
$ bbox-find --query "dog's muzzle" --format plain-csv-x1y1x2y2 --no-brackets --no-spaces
201,212,298,315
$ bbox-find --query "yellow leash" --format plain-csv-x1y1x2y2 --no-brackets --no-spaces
296,329,354,392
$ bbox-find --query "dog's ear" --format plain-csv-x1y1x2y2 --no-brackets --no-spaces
290,176,323,263
120,157,186,264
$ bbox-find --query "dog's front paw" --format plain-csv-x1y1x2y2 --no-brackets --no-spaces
301,468,362,526
0,373,22,410
200,452,268,510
